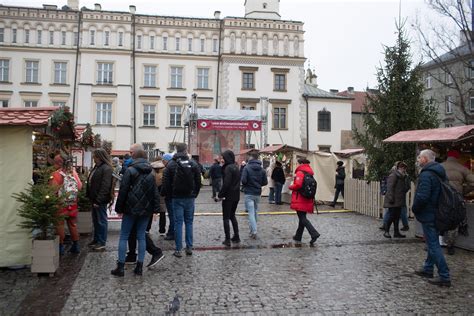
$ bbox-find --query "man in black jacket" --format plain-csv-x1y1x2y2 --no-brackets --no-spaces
271,161,286,205
209,158,223,201
162,143,201,257
329,161,346,207
218,150,241,246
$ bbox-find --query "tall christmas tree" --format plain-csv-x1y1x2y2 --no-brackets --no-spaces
355,22,439,181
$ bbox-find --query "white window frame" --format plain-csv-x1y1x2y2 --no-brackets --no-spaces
104,31,110,46
24,100,38,107
470,60,474,79
175,36,180,52
0,28,4,43
197,67,209,89
425,73,432,89
272,106,287,130
213,38,218,53
445,71,453,84
200,38,205,52
118,32,124,47
137,35,142,49
96,102,112,125
0,100,8,108
143,104,156,126
12,29,17,43
188,37,193,52
90,30,95,45
169,105,182,127
61,31,66,45
445,95,453,114
52,101,66,107
49,30,54,45
0,59,9,82
162,36,168,51
144,65,157,87
150,36,155,49
25,60,39,83
470,93,474,112
170,66,183,88
37,30,42,44
25,29,30,43
96,62,113,85
74,32,78,46
54,61,67,84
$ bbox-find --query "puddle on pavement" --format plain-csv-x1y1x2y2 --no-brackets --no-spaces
193,242,311,252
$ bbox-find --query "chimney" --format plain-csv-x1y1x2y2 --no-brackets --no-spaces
347,86,354,93
129,5,136,14
214,11,221,19
43,4,58,10
329,89,339,94
67,0,79,10
94,3,101,10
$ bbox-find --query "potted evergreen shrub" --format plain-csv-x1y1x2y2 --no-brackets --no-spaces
76,177,93,234
13,169,64,274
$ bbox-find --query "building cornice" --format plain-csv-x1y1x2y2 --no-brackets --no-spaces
0,45,77,54
222,55,305,67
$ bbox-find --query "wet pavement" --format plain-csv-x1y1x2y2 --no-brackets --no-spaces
2,187,474,315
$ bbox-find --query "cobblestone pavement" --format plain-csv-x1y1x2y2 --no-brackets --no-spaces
3,187,474,315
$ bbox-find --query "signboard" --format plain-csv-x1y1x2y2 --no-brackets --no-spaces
71,148,84,167
197,119,261,131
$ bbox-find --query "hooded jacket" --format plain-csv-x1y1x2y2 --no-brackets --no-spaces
271,165,286,185
383,169,409,208
161,152,202,198
209,161,223,180
289,163,315,213
335,166,346,186
412,161,446,223
87,161,113,205
241,159,268,196
115,158,160,216
218,150,241,201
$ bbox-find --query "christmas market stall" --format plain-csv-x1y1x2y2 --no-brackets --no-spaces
383,125,474,251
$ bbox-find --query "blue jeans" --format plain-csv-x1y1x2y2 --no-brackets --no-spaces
245,194,260,234
166,198,174,237
173,198,195,251
421,222,450,280
268,187,275,203
118,214,149,263
274,182,283,204
383,206,409,227
92,204,108,245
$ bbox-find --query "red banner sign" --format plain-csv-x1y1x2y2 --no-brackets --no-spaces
197,119,261,131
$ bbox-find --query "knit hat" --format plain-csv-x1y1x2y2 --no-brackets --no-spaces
447,149,460,159
163,153,174,162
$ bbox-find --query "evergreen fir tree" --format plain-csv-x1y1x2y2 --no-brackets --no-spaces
354,22,439,180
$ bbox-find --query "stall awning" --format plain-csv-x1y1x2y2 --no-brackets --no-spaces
383,125,474,143
333,148,365,157
0,107,58,126
259,144,306,153
238,148,259,156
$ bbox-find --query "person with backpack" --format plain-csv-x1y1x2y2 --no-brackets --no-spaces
329,161,346,208
86,148,114,251
111,148,161,277
218,150,241,247
162,143,202,257
412,149,451,287
241,152,268,239
50,154,82,255
209,157,223,202
271,161,286,205
289,158,320,246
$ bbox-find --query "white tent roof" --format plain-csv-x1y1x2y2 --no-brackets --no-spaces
197,109,261,121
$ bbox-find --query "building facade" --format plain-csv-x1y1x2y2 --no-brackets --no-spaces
0,0,307,153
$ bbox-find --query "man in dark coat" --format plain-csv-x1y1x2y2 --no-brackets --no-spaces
209,158,223,201
412,149,451,287
329,161,346,207
218,150,241,246
271,161,286,205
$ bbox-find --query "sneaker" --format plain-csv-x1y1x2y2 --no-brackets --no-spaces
87,240,98,247
173,251,182,258
185,247,193,256
393,233,406,238
379,225,385,231
222,239,231,247
92,244,106,251
269,201,275,204
414,270,434,278
310,233,320,246
69,242,80,254
383,232,391,239
292,236,302,244
250,233,257,240
147,253,165,268
231,236,241,243
428,278,451,287
401,226,409,231
125,254,137,265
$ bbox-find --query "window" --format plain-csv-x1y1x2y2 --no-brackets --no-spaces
170,66,183,88
90,30,95,45
25,29,30,43
470,93,474,112
74,32,78,45
54,62,67,84
470,60,474,79
142,143,156,160
53,101,66,107
188,38,192,52
318,110,331,131
200,38,205,52
12,29,17,43
97,62,113,84
137,35,142,49
213,38,218,53
197,68,209,89
445,123,453,128
274,74,286,91
61,31,66,45
241,105,255,110
445,71,453,84
96,102,112,124
0,59,9,82
242,72,254,90
273,106,287,129
49,30,54,45
163,36,168,50
144,65,156,87
425,73,432,89
318,145,331,153
445,96,453,114
175,37,180,51
104,31,110,46
118,32,124,46
37,30,42,44
24,101,38,107
0,28,4,42
25,60,39,83
0,100,8,108
169,106,182,127
150,36,155,49
143,105,156,126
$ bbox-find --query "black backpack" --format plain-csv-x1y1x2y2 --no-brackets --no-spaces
429,171,467,233
298,171,317,199
172,158,195,196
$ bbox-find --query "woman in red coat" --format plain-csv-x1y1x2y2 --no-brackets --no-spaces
289,158,320,245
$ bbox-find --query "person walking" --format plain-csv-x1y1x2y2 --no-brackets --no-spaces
271,161,286,205
382,161,409,238
151,156,167,235
51,155,82,255
241,152,267,239
412,149,451,287
111,148,161,277
162,143,201,257
209,158,223,202
267,163,275,204
329,161,346,207
441,149,474,255
289,158,320,246
86,148,113,251
161,153,175,240
218,150,241,246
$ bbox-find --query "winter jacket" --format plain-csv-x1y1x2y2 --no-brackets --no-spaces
209,162,223,180
442,157,474,195
412,162,446,223
335,166,346,186
383,169,409,208
115,158,160,216
218,150,241,201
151,160,165,187
289,163,315,213
266,165,275,188
271,166,286,185
161,152,202,199
87,162,113,205
241,159,268,196
51,168,83,216
120,158,133,176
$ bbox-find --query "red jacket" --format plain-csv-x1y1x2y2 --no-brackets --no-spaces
289,164,315,213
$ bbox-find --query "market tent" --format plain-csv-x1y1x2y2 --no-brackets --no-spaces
383,125,474,143
0,107,57,267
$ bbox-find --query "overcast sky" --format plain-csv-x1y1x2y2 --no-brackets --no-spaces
4,0,436,91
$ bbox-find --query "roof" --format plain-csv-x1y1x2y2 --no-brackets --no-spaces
333,148,365,157
197,109,261,121
259,144,306,153
337,90,373,113
421,43,473,69
304,84,352,100
238,148,259,155
383,125,474,143
0,107,58,126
